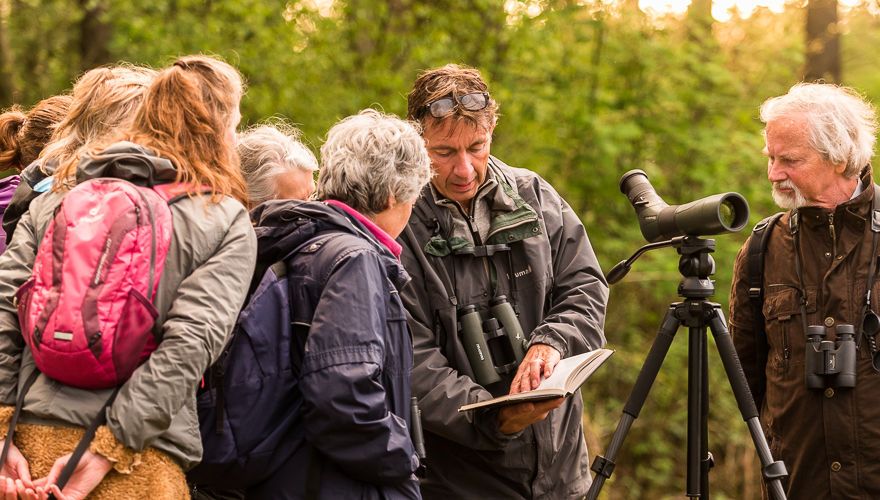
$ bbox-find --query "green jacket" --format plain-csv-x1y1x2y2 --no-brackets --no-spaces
398,157,608,499
0,146,256,469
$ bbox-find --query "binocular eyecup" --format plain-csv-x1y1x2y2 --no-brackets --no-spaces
458,296,528,387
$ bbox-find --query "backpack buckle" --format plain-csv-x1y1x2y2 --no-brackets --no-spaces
748,287,762,299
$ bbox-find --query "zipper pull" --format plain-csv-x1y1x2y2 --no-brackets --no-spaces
829,213,837,257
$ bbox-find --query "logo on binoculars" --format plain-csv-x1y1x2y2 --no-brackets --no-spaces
475,343,486,361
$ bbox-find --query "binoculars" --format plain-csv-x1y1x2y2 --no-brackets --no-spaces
458,296,528,387
805,323,857,389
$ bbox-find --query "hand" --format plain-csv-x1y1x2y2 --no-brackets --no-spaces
509,344,561,395
32,451,112,500
0,440,33,499
14,479,43,500
497,397,565,434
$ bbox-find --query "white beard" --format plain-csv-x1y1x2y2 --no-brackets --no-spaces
772,180,807,210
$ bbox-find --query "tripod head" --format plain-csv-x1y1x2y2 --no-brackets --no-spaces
605,235,717,299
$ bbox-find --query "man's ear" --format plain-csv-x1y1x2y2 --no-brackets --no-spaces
833,161,848,175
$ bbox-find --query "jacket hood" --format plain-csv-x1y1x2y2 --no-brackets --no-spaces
76,141,178,186
251,199,391,266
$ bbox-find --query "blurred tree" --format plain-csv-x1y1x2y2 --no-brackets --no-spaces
79,0,112,71
805,0,840,82
0,0,14,104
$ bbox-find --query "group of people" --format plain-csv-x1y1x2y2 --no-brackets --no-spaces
0,52,873,500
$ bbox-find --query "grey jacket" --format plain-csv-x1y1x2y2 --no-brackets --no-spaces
0,142,257,469
398,157,608,499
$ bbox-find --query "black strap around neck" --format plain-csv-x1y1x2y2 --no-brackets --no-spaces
790,185,880,344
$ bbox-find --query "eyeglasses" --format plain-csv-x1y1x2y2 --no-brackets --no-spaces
425,92,490,118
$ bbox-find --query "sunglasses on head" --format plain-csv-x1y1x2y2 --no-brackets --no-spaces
425,92,490,118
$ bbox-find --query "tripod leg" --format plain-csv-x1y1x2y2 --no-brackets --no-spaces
687,323,707,498
701,328,713,500
586,305,682,500
685,323,713,499
706,306,789,500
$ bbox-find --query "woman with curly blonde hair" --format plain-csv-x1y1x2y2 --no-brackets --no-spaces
2,65,154,245
0,55,255,500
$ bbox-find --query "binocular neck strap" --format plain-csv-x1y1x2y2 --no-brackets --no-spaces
791,230,811,340
792,189,880,348
857,188,880,348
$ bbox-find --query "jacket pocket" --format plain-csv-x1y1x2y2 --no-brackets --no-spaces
762,286,816,373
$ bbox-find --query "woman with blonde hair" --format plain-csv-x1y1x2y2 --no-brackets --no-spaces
0,55,256,499
0,95,72,252
2,65,154,245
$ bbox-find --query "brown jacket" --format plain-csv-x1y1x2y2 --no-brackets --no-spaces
730,177,880,499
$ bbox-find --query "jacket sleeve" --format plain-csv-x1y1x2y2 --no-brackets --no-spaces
527,179,608,358
105,202,256,451
729,236,767,407
399,229,520,450
0,209,40,405
299,249,418,484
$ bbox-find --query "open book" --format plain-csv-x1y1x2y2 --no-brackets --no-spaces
458,348,614,412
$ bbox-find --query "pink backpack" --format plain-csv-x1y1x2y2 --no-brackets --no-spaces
14,178,182,389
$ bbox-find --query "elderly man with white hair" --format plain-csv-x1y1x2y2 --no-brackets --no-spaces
729,83,880,499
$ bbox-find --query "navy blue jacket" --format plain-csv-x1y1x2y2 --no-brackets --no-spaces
246,199,421,500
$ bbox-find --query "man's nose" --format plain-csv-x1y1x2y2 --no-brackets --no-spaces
452,152,474,177
767,160,786,182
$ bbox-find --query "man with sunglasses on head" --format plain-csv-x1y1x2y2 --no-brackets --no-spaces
729,83,880,499
398,64,608,499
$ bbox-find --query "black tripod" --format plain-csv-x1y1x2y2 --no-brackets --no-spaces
587,236,788,500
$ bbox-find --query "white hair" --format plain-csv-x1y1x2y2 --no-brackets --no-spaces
237,122,318,206
760,83,878,177
317,109,432,215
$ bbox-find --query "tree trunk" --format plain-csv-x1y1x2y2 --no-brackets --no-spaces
805,0,840,83
79,0,112,72
0,0,15,105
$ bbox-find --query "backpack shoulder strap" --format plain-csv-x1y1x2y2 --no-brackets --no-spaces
745,211,784,393
746,212,784,305
150,183,213,205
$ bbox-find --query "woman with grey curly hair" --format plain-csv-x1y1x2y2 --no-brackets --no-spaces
316,108,432,225
237,123,319,208
235,109,431,499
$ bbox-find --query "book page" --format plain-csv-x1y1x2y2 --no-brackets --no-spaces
535,350,608,392
458,348,614,412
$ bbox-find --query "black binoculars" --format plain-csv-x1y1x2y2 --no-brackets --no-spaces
458,296,528,387
805,323,857,389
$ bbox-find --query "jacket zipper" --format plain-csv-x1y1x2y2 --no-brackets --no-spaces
782,326,791,363
829,212,837,258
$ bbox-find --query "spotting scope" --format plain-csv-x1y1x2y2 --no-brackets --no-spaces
620,169,749,243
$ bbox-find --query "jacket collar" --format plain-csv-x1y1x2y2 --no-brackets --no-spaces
251,199,408,287
76,141,178,186
794,169,874,232
421,157,543,257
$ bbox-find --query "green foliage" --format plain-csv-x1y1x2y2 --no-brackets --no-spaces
7,2,880,498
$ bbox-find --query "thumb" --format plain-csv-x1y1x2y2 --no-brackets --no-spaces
43,456,68,489
49,484,69,500
15,458,31,484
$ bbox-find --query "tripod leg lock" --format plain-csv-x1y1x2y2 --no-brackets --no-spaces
762,461,788,480
590,455,616,479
